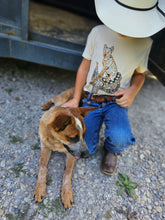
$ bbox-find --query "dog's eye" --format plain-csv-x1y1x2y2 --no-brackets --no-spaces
66,135,79,143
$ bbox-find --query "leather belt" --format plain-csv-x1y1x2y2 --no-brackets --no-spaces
82,91,114,103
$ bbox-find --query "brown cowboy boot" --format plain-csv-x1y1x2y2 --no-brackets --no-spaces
101,149,121,175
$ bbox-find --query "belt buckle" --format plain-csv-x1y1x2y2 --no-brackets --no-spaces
91,95,94,101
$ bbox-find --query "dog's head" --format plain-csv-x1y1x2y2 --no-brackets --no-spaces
48,107,96,159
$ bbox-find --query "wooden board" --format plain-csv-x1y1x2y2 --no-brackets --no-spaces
29,1,99,45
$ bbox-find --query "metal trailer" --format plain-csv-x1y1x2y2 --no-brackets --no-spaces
0,0,164,84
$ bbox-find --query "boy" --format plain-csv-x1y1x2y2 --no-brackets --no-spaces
63,0,165,175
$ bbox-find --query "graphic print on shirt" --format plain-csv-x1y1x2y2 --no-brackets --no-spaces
90,44,122,94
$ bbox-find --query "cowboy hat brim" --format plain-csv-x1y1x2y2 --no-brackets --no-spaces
95,0,165,38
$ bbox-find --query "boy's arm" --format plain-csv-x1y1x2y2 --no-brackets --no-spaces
62,58,91,107
114,70,145,107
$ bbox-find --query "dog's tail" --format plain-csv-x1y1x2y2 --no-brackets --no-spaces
41,87,74,111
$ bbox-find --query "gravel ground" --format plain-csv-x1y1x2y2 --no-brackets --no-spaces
0,58,165,220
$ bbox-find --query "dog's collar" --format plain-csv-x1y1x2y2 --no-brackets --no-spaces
63,144,74,156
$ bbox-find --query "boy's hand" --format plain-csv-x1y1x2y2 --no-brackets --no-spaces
114,88,136,108
114,71,145,108
62,98,79,108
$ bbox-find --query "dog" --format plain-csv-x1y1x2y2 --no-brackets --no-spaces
34,87,96,208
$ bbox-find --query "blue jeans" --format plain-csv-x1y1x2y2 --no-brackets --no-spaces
82,96,136,154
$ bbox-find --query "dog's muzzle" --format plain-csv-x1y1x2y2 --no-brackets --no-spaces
63,144,89,159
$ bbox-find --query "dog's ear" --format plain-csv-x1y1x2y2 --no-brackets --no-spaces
78,107,97,117
51,114,72,132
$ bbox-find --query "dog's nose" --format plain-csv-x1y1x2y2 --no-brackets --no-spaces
80,150,90,158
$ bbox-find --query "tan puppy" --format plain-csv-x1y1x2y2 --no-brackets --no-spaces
34,88,96,208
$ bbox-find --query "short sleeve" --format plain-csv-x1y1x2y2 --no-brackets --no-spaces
82,28,96,60
136,39,153,73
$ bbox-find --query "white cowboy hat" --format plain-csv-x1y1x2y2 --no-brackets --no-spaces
94,0,165,37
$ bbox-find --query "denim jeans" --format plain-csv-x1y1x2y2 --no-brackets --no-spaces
82,96,136,154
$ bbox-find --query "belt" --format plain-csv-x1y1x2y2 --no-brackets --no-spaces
82,91,114,103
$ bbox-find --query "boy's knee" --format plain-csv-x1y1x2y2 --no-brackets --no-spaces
106,136,128,148
106,129,135,148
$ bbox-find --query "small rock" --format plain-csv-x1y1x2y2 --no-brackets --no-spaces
48,212,53,218
145,178,151,183
142,217,150,220
147,205,152,210
162,163,165,168
78,170,84,176
0,160,5,168
154,201,159,206
20,183,26,190
0,119,4,124
0,209,4,216
140,154,145,160
156,206,162,213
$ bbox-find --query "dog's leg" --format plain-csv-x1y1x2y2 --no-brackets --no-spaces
61,153,75,209
34,145,51,202
42,87,74,110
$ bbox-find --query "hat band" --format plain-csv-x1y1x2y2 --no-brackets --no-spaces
115,0,157,11
115,0,165,16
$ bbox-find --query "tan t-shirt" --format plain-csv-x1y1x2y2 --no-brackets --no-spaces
82,25,152,95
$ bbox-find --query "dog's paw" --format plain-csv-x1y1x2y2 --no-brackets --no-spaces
61,187,73,209
34,183,46,202
41,101,54,111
